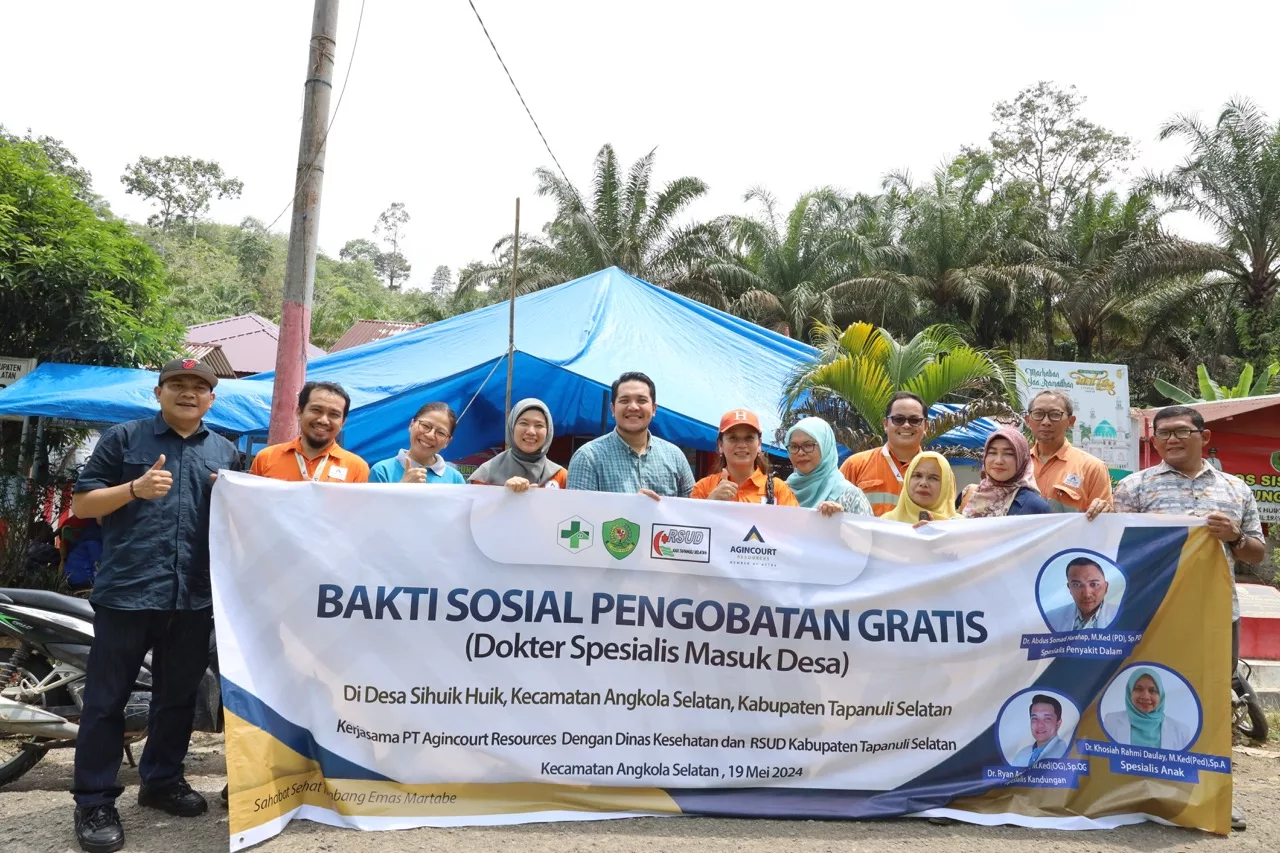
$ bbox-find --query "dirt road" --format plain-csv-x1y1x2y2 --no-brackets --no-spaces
3,736,1278,853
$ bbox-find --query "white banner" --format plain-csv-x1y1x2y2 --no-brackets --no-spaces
211,473,1232,849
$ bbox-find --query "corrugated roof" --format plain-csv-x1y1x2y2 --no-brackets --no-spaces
1134,394,1280,424
329,319,428,352
185,313,325,375
182,342,236,378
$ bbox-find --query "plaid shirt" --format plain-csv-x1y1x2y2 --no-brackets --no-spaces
1113,460,1262,620
566,429,695,497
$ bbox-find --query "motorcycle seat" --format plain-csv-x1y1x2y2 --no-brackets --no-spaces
0,588,95,621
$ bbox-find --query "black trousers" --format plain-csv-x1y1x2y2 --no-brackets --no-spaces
71,605,212,807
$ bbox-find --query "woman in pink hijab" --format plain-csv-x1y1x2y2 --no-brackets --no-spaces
960,427,1051,517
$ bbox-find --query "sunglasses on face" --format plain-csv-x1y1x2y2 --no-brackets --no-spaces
887,415,926,427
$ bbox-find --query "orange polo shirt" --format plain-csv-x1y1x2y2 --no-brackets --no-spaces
690,470,799,506
1029,440,1111,513
249,438,370,483
839,444,916,517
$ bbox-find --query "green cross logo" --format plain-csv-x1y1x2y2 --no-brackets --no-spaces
557,516,594,554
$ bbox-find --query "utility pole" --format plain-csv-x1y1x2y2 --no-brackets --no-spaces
268,0,339,443
504,198,520,441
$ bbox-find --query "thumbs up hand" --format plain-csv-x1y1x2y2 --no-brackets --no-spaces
132,454,173,500
708,470,739,502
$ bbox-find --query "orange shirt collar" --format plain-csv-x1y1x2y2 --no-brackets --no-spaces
286,437,348,463
1032,440,1072,463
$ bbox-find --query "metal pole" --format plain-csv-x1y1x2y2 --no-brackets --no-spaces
503,198,520,445
268,0,339,444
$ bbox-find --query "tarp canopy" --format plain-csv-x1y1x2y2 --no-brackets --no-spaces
0,268,1002,460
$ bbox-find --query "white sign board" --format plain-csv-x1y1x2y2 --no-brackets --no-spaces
1016,360,1136,471
0,356,35,391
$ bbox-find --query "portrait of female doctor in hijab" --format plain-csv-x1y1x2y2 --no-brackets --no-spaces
468,399,567,491
1102,667,1195,751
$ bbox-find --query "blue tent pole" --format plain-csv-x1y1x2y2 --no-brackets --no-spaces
503,198,520,448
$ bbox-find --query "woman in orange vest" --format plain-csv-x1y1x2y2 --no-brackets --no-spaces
691,409,798,506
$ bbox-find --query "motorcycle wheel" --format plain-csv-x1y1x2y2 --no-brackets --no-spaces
0,648,56,787
1234,678,1270,742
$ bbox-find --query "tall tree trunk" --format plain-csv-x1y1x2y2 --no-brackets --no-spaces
1042,276,1054,357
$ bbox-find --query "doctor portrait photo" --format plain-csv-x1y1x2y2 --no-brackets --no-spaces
1038,552,1125,633
1100,664,1199,752
997,688,1079,768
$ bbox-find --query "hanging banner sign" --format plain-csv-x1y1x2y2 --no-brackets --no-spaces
1210,439,1280,523
210,473,1232,850
1016,359,1137,471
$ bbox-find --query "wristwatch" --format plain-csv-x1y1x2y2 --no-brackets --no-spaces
1227,533,1245,549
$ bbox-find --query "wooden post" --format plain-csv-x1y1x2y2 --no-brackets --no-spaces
268,0,339,443
504,198,520,444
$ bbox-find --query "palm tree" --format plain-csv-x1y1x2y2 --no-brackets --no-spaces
840,158,1040,347
781,321,1020,452
460,144,711,297
1144,99,1280,360
698,188,900,339
1043,191,1223,360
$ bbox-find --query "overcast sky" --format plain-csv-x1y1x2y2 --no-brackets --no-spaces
4,1,1278,289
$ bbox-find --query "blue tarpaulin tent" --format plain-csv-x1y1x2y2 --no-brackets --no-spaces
0,268,999,461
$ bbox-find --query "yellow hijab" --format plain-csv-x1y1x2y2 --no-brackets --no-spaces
885,451,958,523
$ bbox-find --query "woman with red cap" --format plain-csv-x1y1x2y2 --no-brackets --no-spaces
691,409,799,506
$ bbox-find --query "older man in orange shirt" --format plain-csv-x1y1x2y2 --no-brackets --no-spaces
1025,390,1110,518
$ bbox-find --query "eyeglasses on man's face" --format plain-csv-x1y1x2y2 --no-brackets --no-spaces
1153,427,1202,441
887,415,926,427
787,441,818,455
1026,410,1068,422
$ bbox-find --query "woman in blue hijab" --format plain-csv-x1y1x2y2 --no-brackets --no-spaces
785,418,873,517
1102,667,1194,750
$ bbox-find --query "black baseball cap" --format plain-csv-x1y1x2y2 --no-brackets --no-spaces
158,357,219,389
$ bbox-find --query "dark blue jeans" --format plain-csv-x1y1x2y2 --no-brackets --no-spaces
71,605,213,807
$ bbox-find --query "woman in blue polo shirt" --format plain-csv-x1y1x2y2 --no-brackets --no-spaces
369,402,467,484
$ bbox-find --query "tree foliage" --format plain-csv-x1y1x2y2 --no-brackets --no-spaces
120,155,244,235
0,138,181,367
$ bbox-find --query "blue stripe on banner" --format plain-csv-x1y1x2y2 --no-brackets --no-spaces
662,525,1189,819
222,676,393,782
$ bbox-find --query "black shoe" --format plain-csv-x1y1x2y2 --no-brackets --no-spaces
75,804,124,853
221,784,228,806
138,777,208,817
1232,808,1246,831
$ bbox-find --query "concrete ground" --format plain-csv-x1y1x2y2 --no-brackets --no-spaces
2,735,1279,853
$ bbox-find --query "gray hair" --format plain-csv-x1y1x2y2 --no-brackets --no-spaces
1030,390,1074,416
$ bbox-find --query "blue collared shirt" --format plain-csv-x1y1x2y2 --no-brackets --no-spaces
74,414,239,611
565,429,695,497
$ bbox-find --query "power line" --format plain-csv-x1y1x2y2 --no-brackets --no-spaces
265,0,368,233
464,0,579,203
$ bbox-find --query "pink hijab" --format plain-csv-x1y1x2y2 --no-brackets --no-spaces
962,427,1040,518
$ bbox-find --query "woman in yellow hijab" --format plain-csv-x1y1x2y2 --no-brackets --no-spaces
885,451,958,526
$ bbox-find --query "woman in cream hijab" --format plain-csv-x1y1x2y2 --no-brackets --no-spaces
469,399,566,491
884,451,958,527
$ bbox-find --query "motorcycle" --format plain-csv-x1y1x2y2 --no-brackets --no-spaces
0,587,222,787
1233,659,1270,742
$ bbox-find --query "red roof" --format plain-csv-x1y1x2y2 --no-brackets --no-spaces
1134,394,1280,439
185,313,325,376
328,319,428,353
182,342,236,378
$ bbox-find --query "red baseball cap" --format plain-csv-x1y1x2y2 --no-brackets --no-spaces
718,409,761,435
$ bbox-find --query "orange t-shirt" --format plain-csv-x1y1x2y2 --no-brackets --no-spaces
690,470,799,506
469,469,569,489
1030,441,1112,513
249,438,370,483
839,444,916,517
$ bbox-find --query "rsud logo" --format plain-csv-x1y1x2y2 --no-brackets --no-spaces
651,524,711,563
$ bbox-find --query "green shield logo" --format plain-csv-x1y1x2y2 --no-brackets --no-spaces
603,518,640,560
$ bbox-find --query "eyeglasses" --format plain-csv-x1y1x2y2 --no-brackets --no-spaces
413,420,451,439
1026,410,1068,422
1153,427,1202,441
788,441,818,455
1068,580,1106,591
887,415,926,427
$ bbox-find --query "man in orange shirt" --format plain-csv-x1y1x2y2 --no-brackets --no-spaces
1024,390,1110,517
249,381,370,483
690,409,799,506
839,392,926,516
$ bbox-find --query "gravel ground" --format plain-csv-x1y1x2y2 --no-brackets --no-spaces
2,735,1278,853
